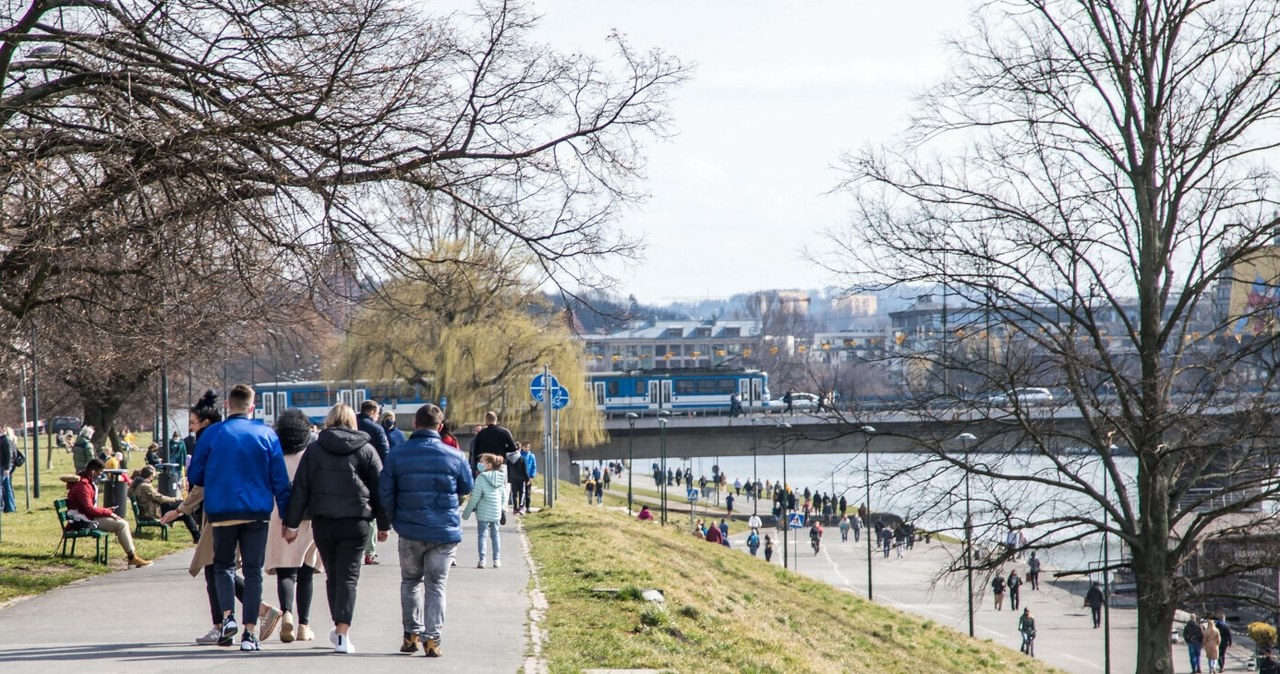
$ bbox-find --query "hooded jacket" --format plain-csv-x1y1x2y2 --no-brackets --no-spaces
462,468,507,523
283,427,389,531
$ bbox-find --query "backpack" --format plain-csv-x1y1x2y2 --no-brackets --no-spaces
12,447,25,468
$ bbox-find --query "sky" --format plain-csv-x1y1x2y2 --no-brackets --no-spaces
518,0,975,304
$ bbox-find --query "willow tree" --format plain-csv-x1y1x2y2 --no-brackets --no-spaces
332,238,604,448
831,2,1280,671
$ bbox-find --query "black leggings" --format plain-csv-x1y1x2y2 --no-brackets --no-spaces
312,517,369,626
203,565,244,626
276,565,317,625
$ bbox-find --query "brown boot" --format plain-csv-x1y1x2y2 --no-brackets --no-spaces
400,632,420,654
128,553,152,568
423,638,442,657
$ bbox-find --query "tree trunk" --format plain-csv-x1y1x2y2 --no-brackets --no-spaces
1134,453,1177,673
82,398,125,456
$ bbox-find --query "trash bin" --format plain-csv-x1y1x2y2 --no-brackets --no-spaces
157,463,181,499
101,469,129,518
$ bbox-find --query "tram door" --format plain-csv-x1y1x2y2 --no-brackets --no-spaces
593,382,606,409
338,389,354,407
748,378,764,409
260,391,286,425
647,380,672,410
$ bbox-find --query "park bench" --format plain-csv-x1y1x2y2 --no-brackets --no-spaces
130,498,169,541
54,498,108,565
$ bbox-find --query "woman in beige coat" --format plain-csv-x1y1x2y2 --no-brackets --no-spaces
265,408,323,643
1203,618,1221,673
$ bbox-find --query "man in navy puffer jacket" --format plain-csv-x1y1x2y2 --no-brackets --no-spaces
188,384,291,651
380,403,472,658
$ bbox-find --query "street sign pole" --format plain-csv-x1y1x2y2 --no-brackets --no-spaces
543,365,553,507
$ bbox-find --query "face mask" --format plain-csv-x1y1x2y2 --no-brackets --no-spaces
476,462,486,473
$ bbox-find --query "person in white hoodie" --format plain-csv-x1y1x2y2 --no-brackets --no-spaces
461,453,507,569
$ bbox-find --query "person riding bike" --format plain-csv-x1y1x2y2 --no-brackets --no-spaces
809,523,823,554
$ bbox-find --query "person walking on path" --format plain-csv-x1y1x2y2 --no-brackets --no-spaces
161,390,282,646
380,404,473,658
461,453,507,568
266,409,323,644
517,443,536,513
66,458,152,567
838,515,851,542
0,426,17,513
1084,581,1105,628
991,574,1006,610
1215,613,1233,669
747,530,760,556
283,402,390,654
1184,614,1205,673
1018,608,1036,657
584,476,596,505
188,384,292,652
355,400,390,566
1027,552,1041,590
1203,618,1221,674
471,411,518,473
764,535,774,562
381,413,407,450
1007,570,1023,610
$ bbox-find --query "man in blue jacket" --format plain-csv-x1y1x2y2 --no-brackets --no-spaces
380,403,472,658
188,384,291,652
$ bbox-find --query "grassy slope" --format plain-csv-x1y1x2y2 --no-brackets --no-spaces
525,490,1062,674
0,435,190,604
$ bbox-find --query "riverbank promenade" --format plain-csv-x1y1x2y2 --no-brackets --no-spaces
0,528,531,674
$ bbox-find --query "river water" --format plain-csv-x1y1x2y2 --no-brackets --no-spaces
620,450,1143,576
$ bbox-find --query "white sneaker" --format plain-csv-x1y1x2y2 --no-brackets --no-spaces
335,633,355,654
329,629,339,646
492,560,502,569
477,560,485,569
195,626,222,645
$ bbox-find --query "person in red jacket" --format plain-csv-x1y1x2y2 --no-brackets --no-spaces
66,459,151,567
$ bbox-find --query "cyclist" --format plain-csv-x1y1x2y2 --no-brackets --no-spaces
809,522,823,554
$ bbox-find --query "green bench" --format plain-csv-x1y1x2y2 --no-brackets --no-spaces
54,498,108,565
130,498,169,541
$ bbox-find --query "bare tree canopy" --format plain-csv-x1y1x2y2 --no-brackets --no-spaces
1,0,687,322
830,1,1280,670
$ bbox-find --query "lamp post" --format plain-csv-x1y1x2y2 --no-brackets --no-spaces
777,422,791,569
1103,444,1116,674
861,425,877,600
751,418,760,516
626,413,639,516
957,432,977,638
658,411,670,525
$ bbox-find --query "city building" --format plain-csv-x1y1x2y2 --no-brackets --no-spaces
581,319,763,372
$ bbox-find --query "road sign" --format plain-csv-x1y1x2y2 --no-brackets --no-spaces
439,396,448,410
551,385,570,410
530,373,561,402
687,488,699,501
788,513,805,529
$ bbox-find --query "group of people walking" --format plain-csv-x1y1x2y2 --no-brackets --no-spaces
140,386,478,657
1183,613,1234,673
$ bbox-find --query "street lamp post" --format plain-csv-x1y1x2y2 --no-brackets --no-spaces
751,418,760,516
777,422,791,569
957,432,977,638
626,413,639,516
658,411,670,525
1103,444,1116,674
861,425,877,600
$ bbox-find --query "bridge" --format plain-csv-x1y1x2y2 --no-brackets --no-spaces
564,401,1250,462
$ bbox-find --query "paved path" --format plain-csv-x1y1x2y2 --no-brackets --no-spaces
0,526,531,674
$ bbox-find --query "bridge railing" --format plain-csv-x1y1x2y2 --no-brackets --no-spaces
1176,487,1263,513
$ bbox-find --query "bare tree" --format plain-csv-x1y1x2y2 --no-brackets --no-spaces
830,1,1280,670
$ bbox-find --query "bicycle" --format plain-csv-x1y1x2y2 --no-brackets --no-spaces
1020,631,1035,658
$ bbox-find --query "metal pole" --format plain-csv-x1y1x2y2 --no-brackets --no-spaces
543,365,552,508
658,417,668,525
20,363,30,511
778,423,791,569
862,425,877,600
1103,457,1112,674
31,323,40,496
626,413,638,516
161,361,170,462
752,418,759,516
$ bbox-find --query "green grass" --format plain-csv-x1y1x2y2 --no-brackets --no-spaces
524,485,1063,674
0,436,191,604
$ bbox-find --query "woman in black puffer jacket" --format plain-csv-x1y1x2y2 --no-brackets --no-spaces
283,403,389,654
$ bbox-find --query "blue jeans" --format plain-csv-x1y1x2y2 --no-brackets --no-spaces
1,472,15,512
212,520,269,627
399,539,458,641
476,520,501,563
1188,643,1202,671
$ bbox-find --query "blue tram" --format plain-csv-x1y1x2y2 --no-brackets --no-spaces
587,369,770,415
250,379,428,427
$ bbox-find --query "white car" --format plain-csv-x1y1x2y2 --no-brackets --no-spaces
986,387,1054,407
769,392,821,412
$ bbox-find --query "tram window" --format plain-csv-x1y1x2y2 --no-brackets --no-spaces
607,381,619,397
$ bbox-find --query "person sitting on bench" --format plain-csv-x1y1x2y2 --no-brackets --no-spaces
66,459,151,567
130,465,200,541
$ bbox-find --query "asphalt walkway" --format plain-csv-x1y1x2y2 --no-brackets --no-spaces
0,525,531,674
